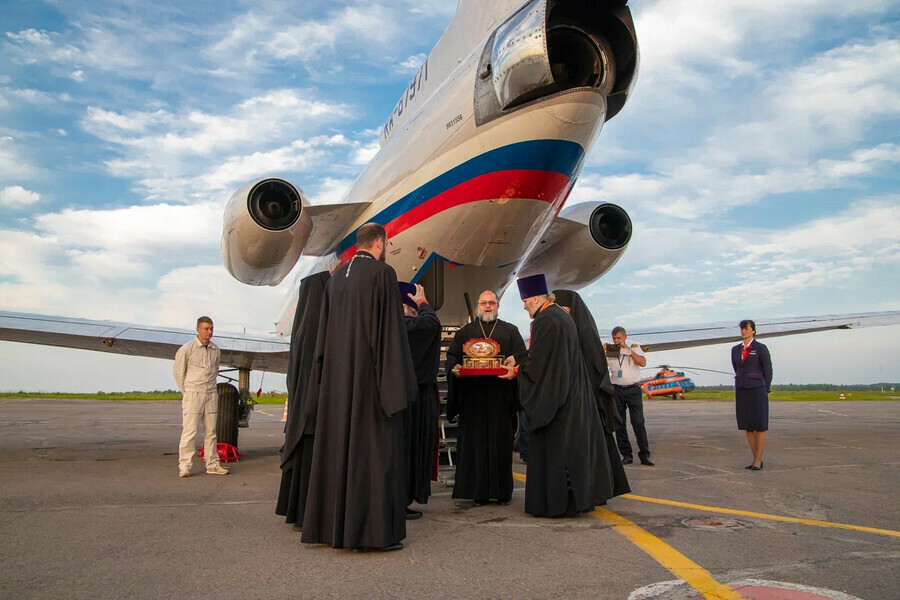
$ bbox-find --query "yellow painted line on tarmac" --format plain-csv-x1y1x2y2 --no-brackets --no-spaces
511,472,744,600
593,507,744,600
622,494,900,539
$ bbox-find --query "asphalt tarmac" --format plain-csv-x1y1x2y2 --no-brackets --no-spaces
0,398,897,600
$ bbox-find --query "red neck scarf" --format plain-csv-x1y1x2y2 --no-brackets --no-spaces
741,341,752,363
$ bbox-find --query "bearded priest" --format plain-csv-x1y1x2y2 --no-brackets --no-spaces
446,289,526,506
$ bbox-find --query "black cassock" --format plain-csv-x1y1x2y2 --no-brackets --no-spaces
552,290,630,498
300,252,417,549
404,302,442,505
515,303,613,517
446,319,526,503
276,271,330,526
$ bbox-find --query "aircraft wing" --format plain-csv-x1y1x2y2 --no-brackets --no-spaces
0,311,290,373
535,215,584,248
623,311,900,352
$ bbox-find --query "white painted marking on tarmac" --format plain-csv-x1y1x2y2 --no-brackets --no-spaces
817,409,849,417
628,580,682,600
784,446,855,450
688,444,729,451
732,579,862,599
630,579,864,600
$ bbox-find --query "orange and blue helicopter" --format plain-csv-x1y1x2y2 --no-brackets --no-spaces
637,365,729,400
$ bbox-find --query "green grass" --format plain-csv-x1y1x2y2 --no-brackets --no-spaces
0,391,182,401
1,390,896,403
0,391,289,404
656,390,897,402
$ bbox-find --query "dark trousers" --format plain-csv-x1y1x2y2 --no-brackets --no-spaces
516,411,528,458
614,385,650,460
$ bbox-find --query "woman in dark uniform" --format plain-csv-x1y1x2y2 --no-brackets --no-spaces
731,320,773,470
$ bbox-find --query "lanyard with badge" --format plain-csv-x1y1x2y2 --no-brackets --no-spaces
616,353,628,379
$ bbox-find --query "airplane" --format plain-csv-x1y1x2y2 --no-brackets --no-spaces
2,0,899,439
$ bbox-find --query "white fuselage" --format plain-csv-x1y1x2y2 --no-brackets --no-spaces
274,0,623,332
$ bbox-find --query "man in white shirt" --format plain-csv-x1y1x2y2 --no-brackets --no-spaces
608,326,653,466
173,316,228,477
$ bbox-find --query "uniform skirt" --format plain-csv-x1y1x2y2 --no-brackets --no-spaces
735,387,768,431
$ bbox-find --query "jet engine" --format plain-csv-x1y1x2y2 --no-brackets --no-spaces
476,0,639,124
221,178,313,286
519,201,631,289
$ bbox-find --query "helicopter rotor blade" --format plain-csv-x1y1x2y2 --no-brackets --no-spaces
655,364,731,375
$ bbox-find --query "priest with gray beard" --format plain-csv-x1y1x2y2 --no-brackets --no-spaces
446,290,526,506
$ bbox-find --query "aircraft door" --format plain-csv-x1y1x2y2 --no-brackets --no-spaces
417,258,445,312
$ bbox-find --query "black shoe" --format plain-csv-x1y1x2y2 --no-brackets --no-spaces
291,523,303,532
497,500,510,506
749,462,764,471
473,500,487,507
640,458,655,466
745,464,754,469
358,542,404,552
520,455,528,465
405,508,422,520
622,457,633,465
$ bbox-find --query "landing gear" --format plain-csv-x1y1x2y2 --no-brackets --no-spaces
216,383,239,447
235,368,257,428
216,367,257,448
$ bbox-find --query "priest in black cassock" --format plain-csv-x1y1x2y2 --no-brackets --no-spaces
276,270,330,529
552,289,630,499
300,223,417,551
502,274,614,518
446,290,526,506
399,281,442,518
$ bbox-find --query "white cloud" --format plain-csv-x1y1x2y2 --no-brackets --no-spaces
633,0,892,86
5,23,149,75
70,69,85,82
80,90,351,201
398,53,427,72
0,185,40,207
195,135,352,192
702,39,900,164
310,177,353,205
611,198,900,325
5,28,79,64
582,141,900,222
34,202,223,252
351,139,380,165
208,3,428,77
0,136,38,180
154,264,288,335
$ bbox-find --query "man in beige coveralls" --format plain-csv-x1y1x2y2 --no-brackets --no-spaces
174,316,229,477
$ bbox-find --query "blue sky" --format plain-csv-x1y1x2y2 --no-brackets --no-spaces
0,0,898,392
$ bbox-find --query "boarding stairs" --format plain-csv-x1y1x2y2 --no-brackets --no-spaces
437,325,459,486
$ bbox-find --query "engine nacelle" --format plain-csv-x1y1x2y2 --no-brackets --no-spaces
520,201,631,289
477,0,639,124
221,178,313,286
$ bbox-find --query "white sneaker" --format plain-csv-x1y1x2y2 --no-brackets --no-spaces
206,464,229,475
179,469,191,478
